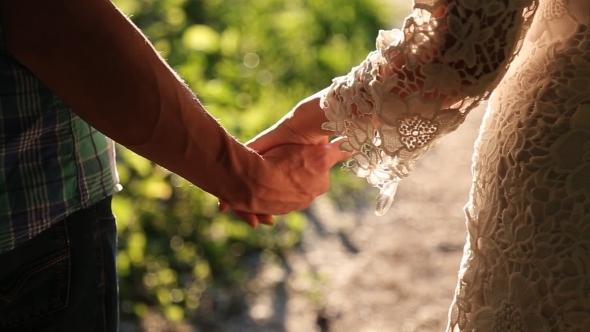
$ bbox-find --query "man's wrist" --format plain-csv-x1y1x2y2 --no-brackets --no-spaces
213,136,264,211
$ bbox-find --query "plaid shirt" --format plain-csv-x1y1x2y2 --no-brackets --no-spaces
0,29,121,254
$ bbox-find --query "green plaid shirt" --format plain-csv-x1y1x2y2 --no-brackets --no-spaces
0,28,121,254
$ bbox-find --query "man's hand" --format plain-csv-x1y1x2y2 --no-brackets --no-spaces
224,138,348,228
226,138,348,214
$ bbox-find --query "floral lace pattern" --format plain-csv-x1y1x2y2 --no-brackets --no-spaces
321,0,537,215
448,3,590,330
322,0,590,330
470,273,550,331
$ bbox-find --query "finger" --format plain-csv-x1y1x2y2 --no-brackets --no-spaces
257,214,275,226
232,210,259,228
322,137,352,170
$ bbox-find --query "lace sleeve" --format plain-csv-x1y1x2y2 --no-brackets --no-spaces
321,0,539,215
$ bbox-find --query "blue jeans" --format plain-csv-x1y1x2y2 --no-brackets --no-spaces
0,197,118,332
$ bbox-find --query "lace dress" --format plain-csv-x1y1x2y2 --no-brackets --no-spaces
321,0,590,330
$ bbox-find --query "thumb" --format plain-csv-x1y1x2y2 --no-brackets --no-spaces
321,137,351,170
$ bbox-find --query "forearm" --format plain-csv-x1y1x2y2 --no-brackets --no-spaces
0,0,258,202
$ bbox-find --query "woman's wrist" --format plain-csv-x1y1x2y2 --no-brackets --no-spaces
289,88,334,140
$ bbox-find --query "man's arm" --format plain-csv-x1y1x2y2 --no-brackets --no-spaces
0,0,346,215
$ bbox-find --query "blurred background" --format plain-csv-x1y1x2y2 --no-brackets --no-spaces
111,0,486,331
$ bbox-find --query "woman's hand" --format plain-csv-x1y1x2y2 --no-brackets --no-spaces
248,88,334,152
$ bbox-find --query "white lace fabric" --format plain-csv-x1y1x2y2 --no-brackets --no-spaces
322,0,590,330
321,0,537,215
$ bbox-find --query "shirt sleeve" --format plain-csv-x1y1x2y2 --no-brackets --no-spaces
321,0,539,215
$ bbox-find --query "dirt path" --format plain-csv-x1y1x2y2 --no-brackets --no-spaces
217,103,486,332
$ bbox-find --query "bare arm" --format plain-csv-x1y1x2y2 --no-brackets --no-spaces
0,0,347,215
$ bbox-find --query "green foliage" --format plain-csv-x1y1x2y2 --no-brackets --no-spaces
111,0,389,328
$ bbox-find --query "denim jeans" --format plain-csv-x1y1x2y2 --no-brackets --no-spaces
0,197,118,332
